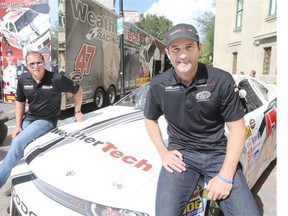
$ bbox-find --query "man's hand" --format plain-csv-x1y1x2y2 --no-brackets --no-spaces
67,92,74,98
161,150,186,173
74,112,84,122
12,127,22,138
206,175,233,200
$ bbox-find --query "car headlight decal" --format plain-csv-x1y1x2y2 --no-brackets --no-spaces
32,177,149,216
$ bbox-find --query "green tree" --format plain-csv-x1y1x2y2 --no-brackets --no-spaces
195,11,215,65
136,14,173,41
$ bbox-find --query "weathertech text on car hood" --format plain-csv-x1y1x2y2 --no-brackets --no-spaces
49,127,153,172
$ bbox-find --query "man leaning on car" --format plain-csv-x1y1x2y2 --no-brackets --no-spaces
0,51,84,190
144,23,260,215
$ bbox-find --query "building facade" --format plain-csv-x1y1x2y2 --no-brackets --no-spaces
213,0,277,83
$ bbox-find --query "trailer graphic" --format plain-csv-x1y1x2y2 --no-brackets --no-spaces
0,0,51,103
1,0,165,110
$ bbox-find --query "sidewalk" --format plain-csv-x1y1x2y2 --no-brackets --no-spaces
0,139,12,216
252,159,277,215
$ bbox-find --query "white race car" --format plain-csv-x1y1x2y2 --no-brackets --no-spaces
0,7,50,51
10,75,276,216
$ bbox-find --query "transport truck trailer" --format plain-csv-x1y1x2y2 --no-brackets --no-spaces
0,0,166,109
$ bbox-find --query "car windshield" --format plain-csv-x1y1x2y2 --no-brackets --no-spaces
116,83,150,109
15,9,38,32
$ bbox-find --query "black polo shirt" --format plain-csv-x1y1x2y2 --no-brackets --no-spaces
16,70,80,125
144,63,245,153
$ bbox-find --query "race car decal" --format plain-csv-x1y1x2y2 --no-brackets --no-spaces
24,111,144,165
258,107,277,138
183,196,205,216
12,172,36,187
258,117,265,137
243,106,277,173
103,142,152,171
50,128,105,146
12,174,149,216
249,119,256,129
183,186,211,216
264,107,276,138
75,43,96,76
25,137,65,164
245,125,252,139
11,186,38,216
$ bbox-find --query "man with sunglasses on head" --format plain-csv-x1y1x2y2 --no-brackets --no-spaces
0,51,84,191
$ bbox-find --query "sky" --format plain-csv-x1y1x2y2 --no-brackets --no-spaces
114,0,215,26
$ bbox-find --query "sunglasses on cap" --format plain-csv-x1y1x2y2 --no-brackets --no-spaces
28,61,44,68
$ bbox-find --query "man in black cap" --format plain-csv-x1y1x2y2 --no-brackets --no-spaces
144,23,260,215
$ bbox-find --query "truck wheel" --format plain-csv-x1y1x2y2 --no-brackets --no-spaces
107,86,116,105
94,88,105,109
0,123,8,146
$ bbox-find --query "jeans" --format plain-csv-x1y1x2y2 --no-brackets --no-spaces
0,119,55,187
155,150,260,216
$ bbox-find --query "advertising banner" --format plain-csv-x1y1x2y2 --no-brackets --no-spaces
0,0,51,102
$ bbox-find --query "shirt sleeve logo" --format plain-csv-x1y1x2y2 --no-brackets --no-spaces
196,91,211,102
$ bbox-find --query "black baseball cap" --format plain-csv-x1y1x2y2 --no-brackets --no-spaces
164,23,199,47
6,49,13,56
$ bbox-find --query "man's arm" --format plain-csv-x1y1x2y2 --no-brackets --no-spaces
207,117,246,200
145,118,186,173
12,101,26,138
219,117,246,180
73,86,84,122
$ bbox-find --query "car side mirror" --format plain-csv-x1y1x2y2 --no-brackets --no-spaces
239,89,247,98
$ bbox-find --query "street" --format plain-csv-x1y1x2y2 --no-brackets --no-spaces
0,102,276,215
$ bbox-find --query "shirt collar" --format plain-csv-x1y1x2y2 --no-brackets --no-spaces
169,63,208,86
27,70,49,83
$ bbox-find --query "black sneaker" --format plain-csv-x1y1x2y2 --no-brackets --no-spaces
4,187,11,197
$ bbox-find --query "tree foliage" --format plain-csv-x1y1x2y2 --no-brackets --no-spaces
136,14,173,41
135,9,215,66
195,11,215,65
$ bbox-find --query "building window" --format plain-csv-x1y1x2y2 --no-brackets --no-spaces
263,47,271,74
232,52,238,74
269,0,277,16
235,0,243,28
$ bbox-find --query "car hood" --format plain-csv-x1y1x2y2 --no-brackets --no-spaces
22,106,167,213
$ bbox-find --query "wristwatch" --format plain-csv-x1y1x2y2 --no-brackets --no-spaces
75,110,81,114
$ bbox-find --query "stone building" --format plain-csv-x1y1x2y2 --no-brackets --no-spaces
213,0,277,83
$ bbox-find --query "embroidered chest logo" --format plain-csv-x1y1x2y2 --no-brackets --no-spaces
165,86,181,92
24,85,33,90
42,85,53,90
196,91,211,102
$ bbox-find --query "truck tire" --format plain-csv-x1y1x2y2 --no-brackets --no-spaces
94,88,105,109
107,86,116,105
0,123,8,146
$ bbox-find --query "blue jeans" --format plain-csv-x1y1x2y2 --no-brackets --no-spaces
155,150,260,216
0,119,55,187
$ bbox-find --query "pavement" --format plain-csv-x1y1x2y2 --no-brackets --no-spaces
251,159,277,216
0,103,277,215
